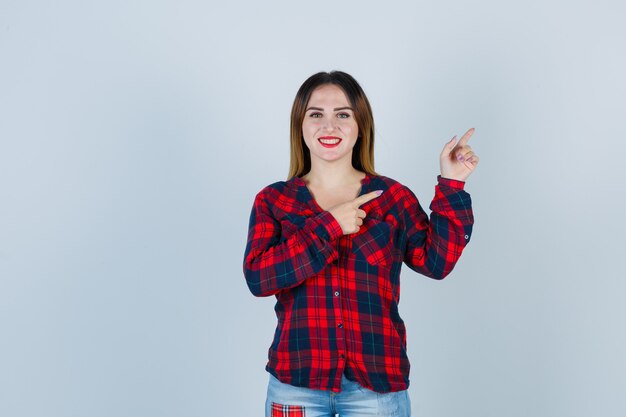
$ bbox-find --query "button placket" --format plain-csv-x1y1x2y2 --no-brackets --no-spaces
332,236,350,391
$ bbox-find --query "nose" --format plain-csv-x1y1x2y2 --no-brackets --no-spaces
322,117,338,132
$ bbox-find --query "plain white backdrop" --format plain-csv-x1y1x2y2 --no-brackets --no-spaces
1,1,625,416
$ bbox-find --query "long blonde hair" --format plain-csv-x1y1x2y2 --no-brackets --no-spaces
288,71,378,179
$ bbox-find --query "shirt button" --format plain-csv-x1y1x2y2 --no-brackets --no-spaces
340,354,345,359
334,291,340,297
338,323,343,328
465,235,469,240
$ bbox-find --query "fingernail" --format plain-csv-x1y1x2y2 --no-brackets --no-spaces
458,156,465,161
375,190,383,196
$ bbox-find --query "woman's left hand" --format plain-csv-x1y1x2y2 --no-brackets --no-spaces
439,127,479,182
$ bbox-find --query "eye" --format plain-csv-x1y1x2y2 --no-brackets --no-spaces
337,112,351,119
309,112,323,118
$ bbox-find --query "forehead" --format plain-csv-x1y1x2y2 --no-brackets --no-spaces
307,84,350,107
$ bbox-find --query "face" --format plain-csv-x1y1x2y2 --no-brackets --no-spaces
302,84,359,166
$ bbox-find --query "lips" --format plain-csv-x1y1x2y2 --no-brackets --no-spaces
318,136,342,148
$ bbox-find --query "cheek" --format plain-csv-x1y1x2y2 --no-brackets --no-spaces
302,120,321,135
340,120,358,136
301,125,318,146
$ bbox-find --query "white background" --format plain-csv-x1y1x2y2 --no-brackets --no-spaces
1,1,625,416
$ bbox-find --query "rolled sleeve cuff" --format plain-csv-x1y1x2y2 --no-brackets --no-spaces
314,211,343,241
437,175,466,190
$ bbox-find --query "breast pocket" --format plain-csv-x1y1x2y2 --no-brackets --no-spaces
351,216,395,268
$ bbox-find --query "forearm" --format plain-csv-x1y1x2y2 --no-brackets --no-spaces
404,176,474,279
244,210,342,296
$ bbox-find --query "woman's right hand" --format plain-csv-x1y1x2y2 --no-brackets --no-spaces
328,190,383,235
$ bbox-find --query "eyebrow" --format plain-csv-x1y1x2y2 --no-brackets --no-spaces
305,106,354,112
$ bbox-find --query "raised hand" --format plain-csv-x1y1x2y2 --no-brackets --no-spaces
328,190,383,235
440,128,479,182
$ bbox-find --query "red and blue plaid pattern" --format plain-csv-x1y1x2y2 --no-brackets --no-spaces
271,402,306,417
244,174,473,393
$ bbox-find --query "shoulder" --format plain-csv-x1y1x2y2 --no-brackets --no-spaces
369,174,402,189
369,174,413,197
252,178,300,206
256,180,290,196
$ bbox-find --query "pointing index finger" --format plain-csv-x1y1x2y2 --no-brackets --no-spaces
353,190,383,207
457,128,475,147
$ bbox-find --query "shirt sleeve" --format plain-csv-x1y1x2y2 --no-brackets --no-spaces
401,175,474,279
243,189,344,297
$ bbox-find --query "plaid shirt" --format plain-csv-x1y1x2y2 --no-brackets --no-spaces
243,174,474,393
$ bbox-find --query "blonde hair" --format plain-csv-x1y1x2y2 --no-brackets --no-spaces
288,71,378,179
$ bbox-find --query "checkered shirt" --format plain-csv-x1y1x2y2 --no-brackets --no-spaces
243,174,474,393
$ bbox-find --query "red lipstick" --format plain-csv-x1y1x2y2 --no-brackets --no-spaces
318,136,342,148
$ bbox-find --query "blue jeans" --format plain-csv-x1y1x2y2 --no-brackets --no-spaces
265,373,411,416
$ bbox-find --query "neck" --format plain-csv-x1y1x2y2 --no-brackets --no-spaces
304,158,364,187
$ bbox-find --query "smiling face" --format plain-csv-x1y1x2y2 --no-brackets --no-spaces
301,84,359,166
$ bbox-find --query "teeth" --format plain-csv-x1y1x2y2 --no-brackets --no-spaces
319,138,341,144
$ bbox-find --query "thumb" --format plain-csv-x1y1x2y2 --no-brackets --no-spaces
442,135,457,153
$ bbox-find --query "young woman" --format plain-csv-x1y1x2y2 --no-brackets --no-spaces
243,71,478,417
